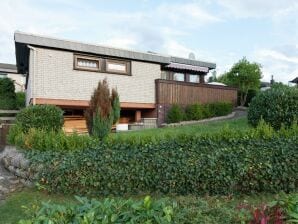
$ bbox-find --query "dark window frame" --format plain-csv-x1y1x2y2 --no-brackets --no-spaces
74,54,101,72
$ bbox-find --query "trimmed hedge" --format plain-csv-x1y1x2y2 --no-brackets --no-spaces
15,105,64,132
28,122,298,196
248,86,298,129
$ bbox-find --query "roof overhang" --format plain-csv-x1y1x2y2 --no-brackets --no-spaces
164,62,210,74
0,63,18,74
290,77,298,83
14,31,216,74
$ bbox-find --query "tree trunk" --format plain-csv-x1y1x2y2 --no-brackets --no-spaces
240,90,249,106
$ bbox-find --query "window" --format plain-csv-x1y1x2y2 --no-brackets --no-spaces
106,59,130,75
173,73,185,82
189,74,200,83
74,55,101,71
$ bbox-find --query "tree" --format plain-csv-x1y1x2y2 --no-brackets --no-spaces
85,79,120,140
207,70,217,83
218,57,262,106
0,77,16,109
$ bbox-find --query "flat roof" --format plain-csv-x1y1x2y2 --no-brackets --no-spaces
0,63,17,73
14,31,216,74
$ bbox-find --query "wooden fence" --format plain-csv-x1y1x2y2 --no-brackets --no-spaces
155,79,238,124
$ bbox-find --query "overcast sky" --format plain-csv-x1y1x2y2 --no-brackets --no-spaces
1,0,298,83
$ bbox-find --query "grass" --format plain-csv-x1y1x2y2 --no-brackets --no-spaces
0,188,291,224
111,117,251,140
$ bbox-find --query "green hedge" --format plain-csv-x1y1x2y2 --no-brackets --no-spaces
248,86,298,129
167,102,233,123
15,105,64,133
27,122,298,196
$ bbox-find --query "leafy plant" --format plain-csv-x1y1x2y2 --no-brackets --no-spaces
248,86,298,129
166,104,184,123
16,92,26,109
14,105,64,133
185,103,204,120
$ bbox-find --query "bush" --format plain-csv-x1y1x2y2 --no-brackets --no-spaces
28,122,298,196
0,77,16,109
166,104,184,123
185,104,204,120
16,92,25,109
238,89,257,106
8,127,95,151
15,105,64,133
248,86,298,129
208,102,233,117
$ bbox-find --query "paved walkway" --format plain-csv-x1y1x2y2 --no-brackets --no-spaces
0,149,23,203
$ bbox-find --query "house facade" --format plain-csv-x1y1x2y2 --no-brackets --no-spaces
15,31,237,131
0,63,25,92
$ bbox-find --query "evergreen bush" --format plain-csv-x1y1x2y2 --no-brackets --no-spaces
0,77,16,109
166,104,184,123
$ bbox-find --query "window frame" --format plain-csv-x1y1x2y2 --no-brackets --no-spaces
105,59,131,76
74,54,102,72
188,74,200,83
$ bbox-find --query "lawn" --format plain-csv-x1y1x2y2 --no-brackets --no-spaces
112,117,250,140
0,188,290,224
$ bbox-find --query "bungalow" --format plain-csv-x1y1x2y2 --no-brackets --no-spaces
14,31,237,132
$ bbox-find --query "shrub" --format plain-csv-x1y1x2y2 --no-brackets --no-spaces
185,104,203,120
8,128,95,151
166,104,184,123
248,86,298,129
0,77,16,109
16,92,25,109
15,105,64,133
238,89,257,106
85,79,119,140
208,102,233,117
28,122,298,196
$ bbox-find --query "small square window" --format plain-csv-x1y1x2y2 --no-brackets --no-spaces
173,73,185,82
189,74,200,83
74,55,101,71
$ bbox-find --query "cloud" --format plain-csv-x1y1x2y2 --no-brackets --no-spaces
218,0,298,18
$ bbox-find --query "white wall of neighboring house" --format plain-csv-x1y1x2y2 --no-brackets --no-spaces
6,73,26,92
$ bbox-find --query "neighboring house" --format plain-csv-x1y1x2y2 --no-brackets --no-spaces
0,63,26,92
14,31,237,131
290,77,298,86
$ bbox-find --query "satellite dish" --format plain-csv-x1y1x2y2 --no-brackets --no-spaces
189,52,196,60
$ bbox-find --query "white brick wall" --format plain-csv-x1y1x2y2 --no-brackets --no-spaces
31,47,161,104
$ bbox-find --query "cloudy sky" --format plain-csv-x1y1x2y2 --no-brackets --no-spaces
1,0,298,83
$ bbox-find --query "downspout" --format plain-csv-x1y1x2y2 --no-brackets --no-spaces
28,45,37,105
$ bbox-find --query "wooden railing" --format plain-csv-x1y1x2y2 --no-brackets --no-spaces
155,79,238,105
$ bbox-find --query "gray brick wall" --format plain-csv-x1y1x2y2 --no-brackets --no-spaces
31,47,161,104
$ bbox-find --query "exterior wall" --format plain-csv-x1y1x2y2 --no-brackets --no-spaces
5,73,26,92
30,47,161,104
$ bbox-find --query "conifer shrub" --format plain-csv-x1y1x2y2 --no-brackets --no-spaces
85,79,120,140
185,104,204,120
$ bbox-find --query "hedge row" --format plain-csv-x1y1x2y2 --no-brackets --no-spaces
27,122,298,196
167,102,233,123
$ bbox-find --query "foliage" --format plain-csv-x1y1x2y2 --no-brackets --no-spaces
27,121,298,196
16,92,26,109
167,102,233,123
185,103,204,120
207,102,233,117
166,104,184,123
14,105,64,133
85,79,119,140
248,86,298,129
19,196,179,224
0,77,16,109
8,127,96,151
218,57,262,106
